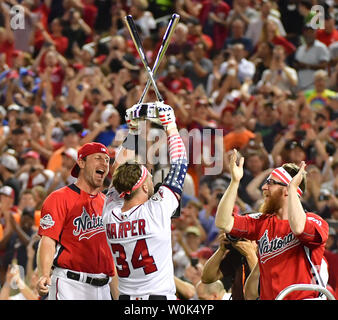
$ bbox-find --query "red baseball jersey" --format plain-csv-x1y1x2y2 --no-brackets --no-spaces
38,184,115,276
230,212,329,300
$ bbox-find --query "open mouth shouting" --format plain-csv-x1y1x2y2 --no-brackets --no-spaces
95,168,106,179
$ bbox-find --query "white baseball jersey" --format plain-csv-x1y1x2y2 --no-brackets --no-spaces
102,185,179,298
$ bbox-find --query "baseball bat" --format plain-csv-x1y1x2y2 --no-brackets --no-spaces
138,13,180,104
125,15,164,102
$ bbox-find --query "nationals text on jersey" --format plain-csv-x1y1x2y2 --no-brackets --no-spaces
73,207,105,240
258,230,300,263
106,219,146,239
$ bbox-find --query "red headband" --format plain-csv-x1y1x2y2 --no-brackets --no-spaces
119,165,148,198
269,167,303,197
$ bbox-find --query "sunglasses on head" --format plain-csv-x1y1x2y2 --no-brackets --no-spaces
265,178,288,187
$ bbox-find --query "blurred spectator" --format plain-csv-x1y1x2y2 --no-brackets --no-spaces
223,18,254,57
226,0,258,29
84,104,125,147
260,19,296,57
184,226,203,255
186,17,213,53
35,18,69,55
196,280,230,300
0,264,39,300
0,153,21,205
245,0,286,48
278,0,304,47
316,12,338,47
223,109,255,152
0,185,20,285
47,148,77,193
294,25,330,91
298,0,315,25
198,0,230,51
46,127,80,173
62,8,93,59
250,41,274,84
183,41,213,90
257,45,298,92
3,207,37,275
303,69,337,112
129,0,156,38
17,189,40,230
0,4,14,67
219,43,256,85
33,46,68,98
159,63,194,95
166,22,192,63
201,232,257,300
16,151,55,193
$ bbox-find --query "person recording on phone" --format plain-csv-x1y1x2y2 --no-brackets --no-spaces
256,45,298,92
201,232,257,300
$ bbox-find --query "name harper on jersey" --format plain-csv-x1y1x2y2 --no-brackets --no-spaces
106,219,146,240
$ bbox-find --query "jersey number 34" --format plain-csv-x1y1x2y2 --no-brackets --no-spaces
111,239,158,277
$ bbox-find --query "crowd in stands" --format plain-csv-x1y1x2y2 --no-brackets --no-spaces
0,0,337,300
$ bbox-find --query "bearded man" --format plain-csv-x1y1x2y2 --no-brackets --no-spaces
215,150,329,300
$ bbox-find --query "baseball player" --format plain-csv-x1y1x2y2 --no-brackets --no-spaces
36,142,118,300
215,150,329,300
102,101,187,300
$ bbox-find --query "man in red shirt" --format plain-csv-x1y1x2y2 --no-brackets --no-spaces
199,0,230,51
36,142,118,300
316,13,338,47
215,150,329,300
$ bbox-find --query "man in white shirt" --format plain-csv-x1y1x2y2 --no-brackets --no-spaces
294,25,330,91
219,43,256,83
257,45,298,92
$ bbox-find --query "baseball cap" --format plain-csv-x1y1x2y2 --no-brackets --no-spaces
0,154,18,172
185,226,201,237
61,148,78,161
22,207,35,219
23,150,40,160
71,142,110,178
8,104,22,112
0,185,15,199
0,105,6,117
101,106,118,123
191,247,214,260
63,127,77,136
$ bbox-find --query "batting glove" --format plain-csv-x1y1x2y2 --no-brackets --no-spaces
125,105,141,135
156,101,176,130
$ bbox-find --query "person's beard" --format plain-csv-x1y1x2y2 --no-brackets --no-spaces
260,188,284,215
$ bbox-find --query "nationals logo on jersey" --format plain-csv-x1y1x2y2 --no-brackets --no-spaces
258,230,300,264
73,207,105,240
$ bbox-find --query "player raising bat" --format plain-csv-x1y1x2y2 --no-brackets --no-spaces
102,101,188,300
215,150,329,300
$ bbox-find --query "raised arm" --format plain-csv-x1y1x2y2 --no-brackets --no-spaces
156,102,188,200
215,149,244,233
201,233,229,283
287,161,307,235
